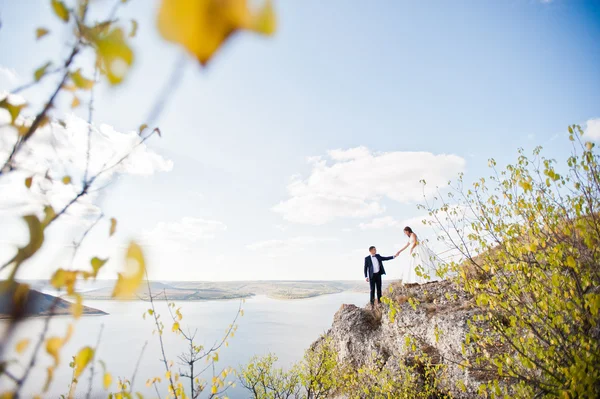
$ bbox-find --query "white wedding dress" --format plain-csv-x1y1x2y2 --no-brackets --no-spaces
399,234,443,284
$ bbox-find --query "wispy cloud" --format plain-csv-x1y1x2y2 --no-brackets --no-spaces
0,111,173,221
273,147,465,225
0,66,18,84
247,236,338,257
140,217,227,250
358,216,401,230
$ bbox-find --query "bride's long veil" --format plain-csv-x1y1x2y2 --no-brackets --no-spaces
412,240,454,282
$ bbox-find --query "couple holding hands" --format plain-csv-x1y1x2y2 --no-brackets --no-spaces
364,226,441,306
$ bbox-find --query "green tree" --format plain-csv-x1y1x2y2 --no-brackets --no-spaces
239,354,302,398
422,127,600,398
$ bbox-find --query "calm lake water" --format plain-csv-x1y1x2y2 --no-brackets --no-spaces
0,292,368,398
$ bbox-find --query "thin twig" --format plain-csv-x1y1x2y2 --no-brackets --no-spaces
83,67,99,184
13,297,60,399
1,44,80,175
129,341,148,393
10,68,63,94
144,54,187,127
70,212,104,268
145,276,178,395
85,324,104,399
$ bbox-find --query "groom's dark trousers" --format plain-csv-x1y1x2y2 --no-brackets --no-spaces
370,272,383,304
364,254,394,304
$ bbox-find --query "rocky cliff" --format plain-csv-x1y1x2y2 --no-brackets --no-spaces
319,280,491,398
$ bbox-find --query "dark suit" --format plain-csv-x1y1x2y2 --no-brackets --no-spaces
364,254,394,304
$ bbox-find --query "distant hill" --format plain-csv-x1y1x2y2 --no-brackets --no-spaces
0,282,107,319
16,280,395,302
76,280,395,301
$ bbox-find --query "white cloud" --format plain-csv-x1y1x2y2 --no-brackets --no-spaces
140,217,227,250
0,66,18,84
246,236,338,258
273,146,465,225
274,224,288,232
358,216,400,230
583,118,600,142
273,194,384,225
0,111,173,221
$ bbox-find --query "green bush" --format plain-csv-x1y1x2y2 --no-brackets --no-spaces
423,127,600,398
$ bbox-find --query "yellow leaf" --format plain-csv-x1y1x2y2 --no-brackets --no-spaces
46,338,62,366
62,83,77,92
130,19,139,37
25,177,33,188
74,346,94,378
71,294,83,319
566,256,576,268
36,27,50,39
103,372,112,389
251,0,276,35
0,99,26,124
50,269,77,294
586,142,594,151
43,367,54,392
112,242,145,299
14,215,44,265
16,339,30,354
138,124,148,134
62,176,71,184
211,385,217,394
94,27,134,85
51,0,69,22
110,218,117,236
172,322,180,332
165,371,171,379
34,62,52,81
12,283,31,311
91,257,108,277
71,96,80,108
70,69,95,90
157,0,277,66
42,206,56,227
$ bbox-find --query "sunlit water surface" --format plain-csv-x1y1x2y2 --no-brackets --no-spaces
0,292,368,398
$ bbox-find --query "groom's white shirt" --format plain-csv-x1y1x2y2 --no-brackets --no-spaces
371,255,380,274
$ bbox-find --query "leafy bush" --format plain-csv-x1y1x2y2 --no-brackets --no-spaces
422,128,600,398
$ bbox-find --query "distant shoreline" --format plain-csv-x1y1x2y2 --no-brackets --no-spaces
14,280,394,304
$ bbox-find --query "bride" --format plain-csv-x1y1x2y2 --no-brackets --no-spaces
395,226,443,284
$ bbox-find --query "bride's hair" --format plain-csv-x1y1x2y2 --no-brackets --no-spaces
403,226,414,235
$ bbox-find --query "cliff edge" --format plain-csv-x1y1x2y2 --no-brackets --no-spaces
318,279,491,398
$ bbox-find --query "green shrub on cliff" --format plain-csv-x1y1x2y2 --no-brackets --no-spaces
423,129,600,398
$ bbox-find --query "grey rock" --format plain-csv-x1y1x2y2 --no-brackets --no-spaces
318,280,492,398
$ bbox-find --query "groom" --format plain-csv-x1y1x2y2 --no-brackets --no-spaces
364,246,397,307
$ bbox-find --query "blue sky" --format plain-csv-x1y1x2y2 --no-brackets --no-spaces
1,0,599,281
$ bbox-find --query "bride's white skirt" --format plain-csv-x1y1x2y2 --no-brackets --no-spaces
399,244,444,284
